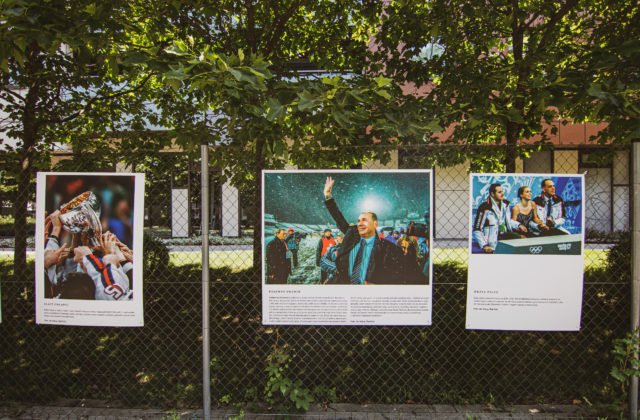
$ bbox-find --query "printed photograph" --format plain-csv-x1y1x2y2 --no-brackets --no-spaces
263,170,432,285
39,173,138,300
470,174,583,255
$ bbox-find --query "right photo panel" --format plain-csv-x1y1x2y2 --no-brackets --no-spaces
466,174,585,331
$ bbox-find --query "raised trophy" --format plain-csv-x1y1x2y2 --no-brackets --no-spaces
58,191,103,249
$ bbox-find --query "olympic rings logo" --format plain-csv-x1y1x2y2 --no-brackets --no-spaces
529,246,543,254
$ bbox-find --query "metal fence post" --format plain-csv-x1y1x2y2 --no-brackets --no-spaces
201,143,211,420
631,139,640,420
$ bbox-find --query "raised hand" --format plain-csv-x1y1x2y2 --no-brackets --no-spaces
73,246,92,263
45,210,63,241
57,245,70,265
323,176,335,200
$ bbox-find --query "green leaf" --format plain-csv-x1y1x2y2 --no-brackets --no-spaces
297,91,320,111
4,7,25,16
610,367,625,382
166,78,181,92
425,119,443,132
375,89,392,100
587,83,608,100
332,109,350,127
84,3,96,15
266,98,284,122
374,75,393,88
279,382,289,396
322,76,342,87
165,42,190,56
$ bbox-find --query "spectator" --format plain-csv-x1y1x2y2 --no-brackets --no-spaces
316,228,336,283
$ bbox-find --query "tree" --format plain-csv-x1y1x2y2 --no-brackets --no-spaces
0,0,155,272
145,1,437,267
372,0,632,171
562,2,640,143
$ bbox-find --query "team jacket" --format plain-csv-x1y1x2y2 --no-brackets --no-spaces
45,236,79,286
83,254,131,300
472,197,520,249
532,194,566,231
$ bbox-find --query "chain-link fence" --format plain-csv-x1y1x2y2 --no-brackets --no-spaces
0,143,633,412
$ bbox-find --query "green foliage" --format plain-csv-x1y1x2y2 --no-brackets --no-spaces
0,259,631,408
142,232,170,276
264,344,314,412
0,215,34,236
1,0,159,272
373,0,637,170
563,8,640,144
606,232,631,281
610,329,640,388
609,328,640,418
312,385,337,408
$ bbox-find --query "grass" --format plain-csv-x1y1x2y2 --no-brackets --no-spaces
432,248,608,270
170,250,254,272
0,250,253,273
0,248,609,272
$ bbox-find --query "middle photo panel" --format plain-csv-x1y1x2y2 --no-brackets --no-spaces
262,169,433,326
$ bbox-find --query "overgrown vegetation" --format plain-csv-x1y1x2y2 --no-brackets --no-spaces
0,215,34,237
0,253,630,410
264,343,314,412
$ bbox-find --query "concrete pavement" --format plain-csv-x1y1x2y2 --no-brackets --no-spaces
0,402,604,419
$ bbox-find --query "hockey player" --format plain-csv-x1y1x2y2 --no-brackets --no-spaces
73,237,132,301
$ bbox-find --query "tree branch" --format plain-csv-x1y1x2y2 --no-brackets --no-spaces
524,12,542,28
245,0,257,53
264,0,308,57
51,73,153,125
41,80,64,110
533,0,579,55
0,86,26,104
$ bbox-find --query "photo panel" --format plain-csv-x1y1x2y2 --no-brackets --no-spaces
466,173,585,331
262,170,433,326
35,172,145,327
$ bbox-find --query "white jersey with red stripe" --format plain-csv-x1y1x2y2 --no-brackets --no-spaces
83,254,131,301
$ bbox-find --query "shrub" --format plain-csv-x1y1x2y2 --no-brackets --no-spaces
606,232,631,281
0,215,35,237
143,231,170,275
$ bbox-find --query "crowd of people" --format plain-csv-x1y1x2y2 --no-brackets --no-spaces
266,176,430,286
472,178,570,253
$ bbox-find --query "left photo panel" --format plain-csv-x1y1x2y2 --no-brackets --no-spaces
35,172,145,327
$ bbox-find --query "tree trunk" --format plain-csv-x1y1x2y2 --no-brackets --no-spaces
505,4,525,174
252,137,266,270
505,122,518,173
13,44,42,279
13,104,37,279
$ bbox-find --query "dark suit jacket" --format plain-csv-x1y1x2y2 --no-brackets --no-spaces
324,198,406,285
266,238,289,284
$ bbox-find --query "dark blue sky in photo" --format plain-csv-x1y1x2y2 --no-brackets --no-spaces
264,171,430,225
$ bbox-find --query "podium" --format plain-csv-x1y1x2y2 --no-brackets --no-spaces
494,233,582,255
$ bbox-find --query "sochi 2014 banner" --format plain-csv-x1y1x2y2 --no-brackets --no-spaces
466,173,585,331
35,172,145,327
262,170,433,326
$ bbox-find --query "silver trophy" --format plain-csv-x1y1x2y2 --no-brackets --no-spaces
59,191,103,249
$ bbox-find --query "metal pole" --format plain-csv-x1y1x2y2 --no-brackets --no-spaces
201,143,211,420
631,139,640,420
